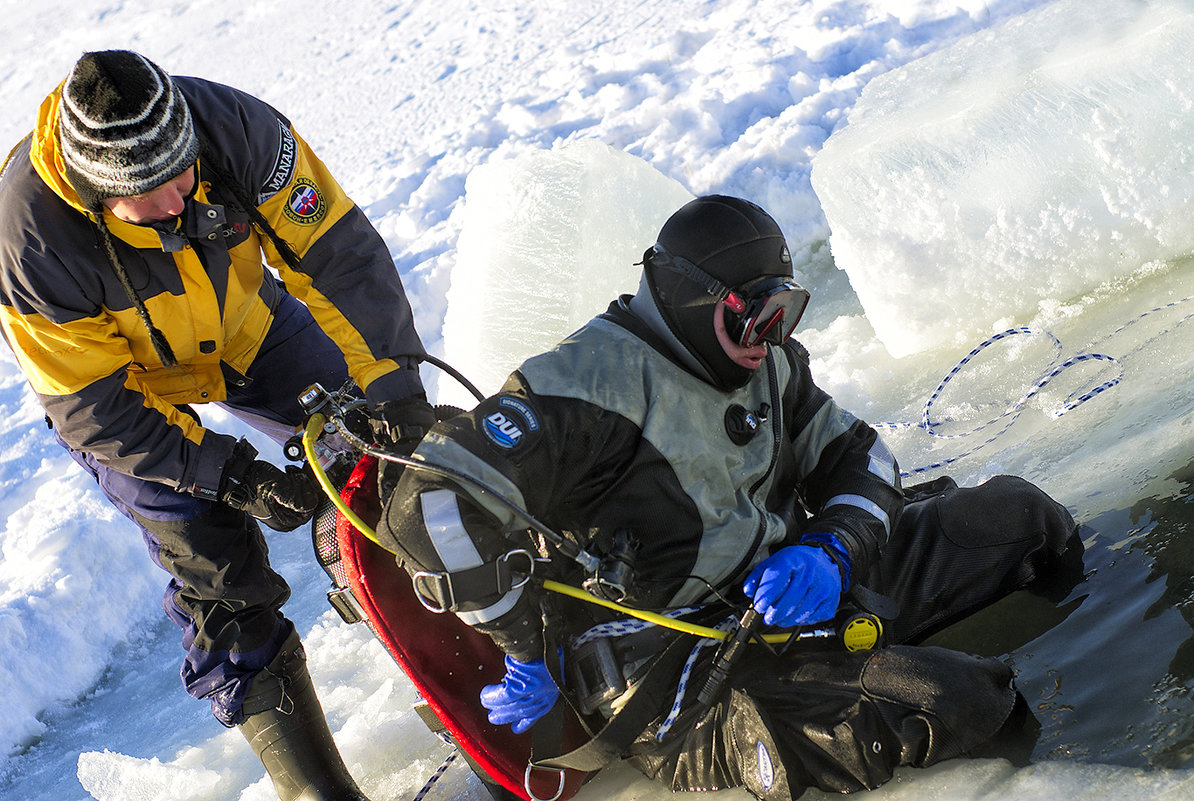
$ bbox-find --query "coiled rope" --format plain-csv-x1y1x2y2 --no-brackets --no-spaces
876,296,1193,477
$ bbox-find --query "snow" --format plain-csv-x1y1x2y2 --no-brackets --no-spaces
2,1,1194,800
812,0,1194,358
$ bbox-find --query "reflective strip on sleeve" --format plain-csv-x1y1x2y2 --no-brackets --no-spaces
824,493,892,537
867,437,898,487
421,489,523,624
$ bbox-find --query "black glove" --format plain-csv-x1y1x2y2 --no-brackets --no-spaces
219,439,320,531
370,395,438,452
370,395,438,500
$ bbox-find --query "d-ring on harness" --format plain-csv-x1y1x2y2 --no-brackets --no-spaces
411,548,536,614
524,763,566,801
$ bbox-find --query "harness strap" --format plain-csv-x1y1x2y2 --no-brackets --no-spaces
530,634,693,773
411,549,535,613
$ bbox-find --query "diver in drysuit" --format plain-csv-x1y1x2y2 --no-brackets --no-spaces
376,195,1083,798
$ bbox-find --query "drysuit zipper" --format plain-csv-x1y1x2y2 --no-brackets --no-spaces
717,353,783,595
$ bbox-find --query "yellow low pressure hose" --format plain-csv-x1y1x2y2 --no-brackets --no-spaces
303,414,384,547
540,578,793,643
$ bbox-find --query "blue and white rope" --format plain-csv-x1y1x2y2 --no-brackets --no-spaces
570,607,701,648
875,296,1193,477
874,328,1121,476
655,616,736,742
411,734,459,801
1089,295,1194,352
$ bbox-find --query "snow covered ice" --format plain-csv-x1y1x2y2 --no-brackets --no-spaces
812,0,1194,358
441,140,695,404
3,1,1194,800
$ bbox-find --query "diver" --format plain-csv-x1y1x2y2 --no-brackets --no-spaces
375,195,1084,798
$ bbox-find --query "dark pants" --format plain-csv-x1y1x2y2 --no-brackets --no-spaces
64,294,350,726
630,475,1082,798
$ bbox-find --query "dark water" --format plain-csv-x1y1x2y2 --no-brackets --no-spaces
927,455,1194,771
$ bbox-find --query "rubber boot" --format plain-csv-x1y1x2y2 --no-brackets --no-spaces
238,630,371,801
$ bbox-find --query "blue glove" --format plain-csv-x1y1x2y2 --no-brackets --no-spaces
743,543,844,627
479,655,559,734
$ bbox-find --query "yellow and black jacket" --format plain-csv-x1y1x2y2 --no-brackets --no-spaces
0,76,424,497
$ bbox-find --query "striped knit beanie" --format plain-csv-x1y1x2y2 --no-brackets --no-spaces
58,50,198,209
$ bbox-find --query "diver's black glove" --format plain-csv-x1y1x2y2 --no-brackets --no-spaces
370,394,438,500
218,439,320,531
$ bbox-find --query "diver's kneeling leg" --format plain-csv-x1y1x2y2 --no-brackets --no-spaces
877,474,1084,644
625,685,793,801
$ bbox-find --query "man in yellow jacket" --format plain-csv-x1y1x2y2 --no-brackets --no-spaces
0,50,431,801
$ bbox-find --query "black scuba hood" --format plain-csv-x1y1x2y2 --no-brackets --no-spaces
637,195,794,391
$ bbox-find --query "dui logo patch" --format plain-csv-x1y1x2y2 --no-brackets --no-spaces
481,396,540,451
283,177,326,225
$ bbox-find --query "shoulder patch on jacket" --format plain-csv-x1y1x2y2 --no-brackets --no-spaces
257,119,297,204
282,177,327,225
480,395,540,452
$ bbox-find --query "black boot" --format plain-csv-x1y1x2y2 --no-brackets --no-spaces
238,631,371,801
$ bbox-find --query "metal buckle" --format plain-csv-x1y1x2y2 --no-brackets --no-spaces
412,570,453,613
567,636,624,715
524,764,566,801
501,548,534,590
411,548,536,614
224,479,252,510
